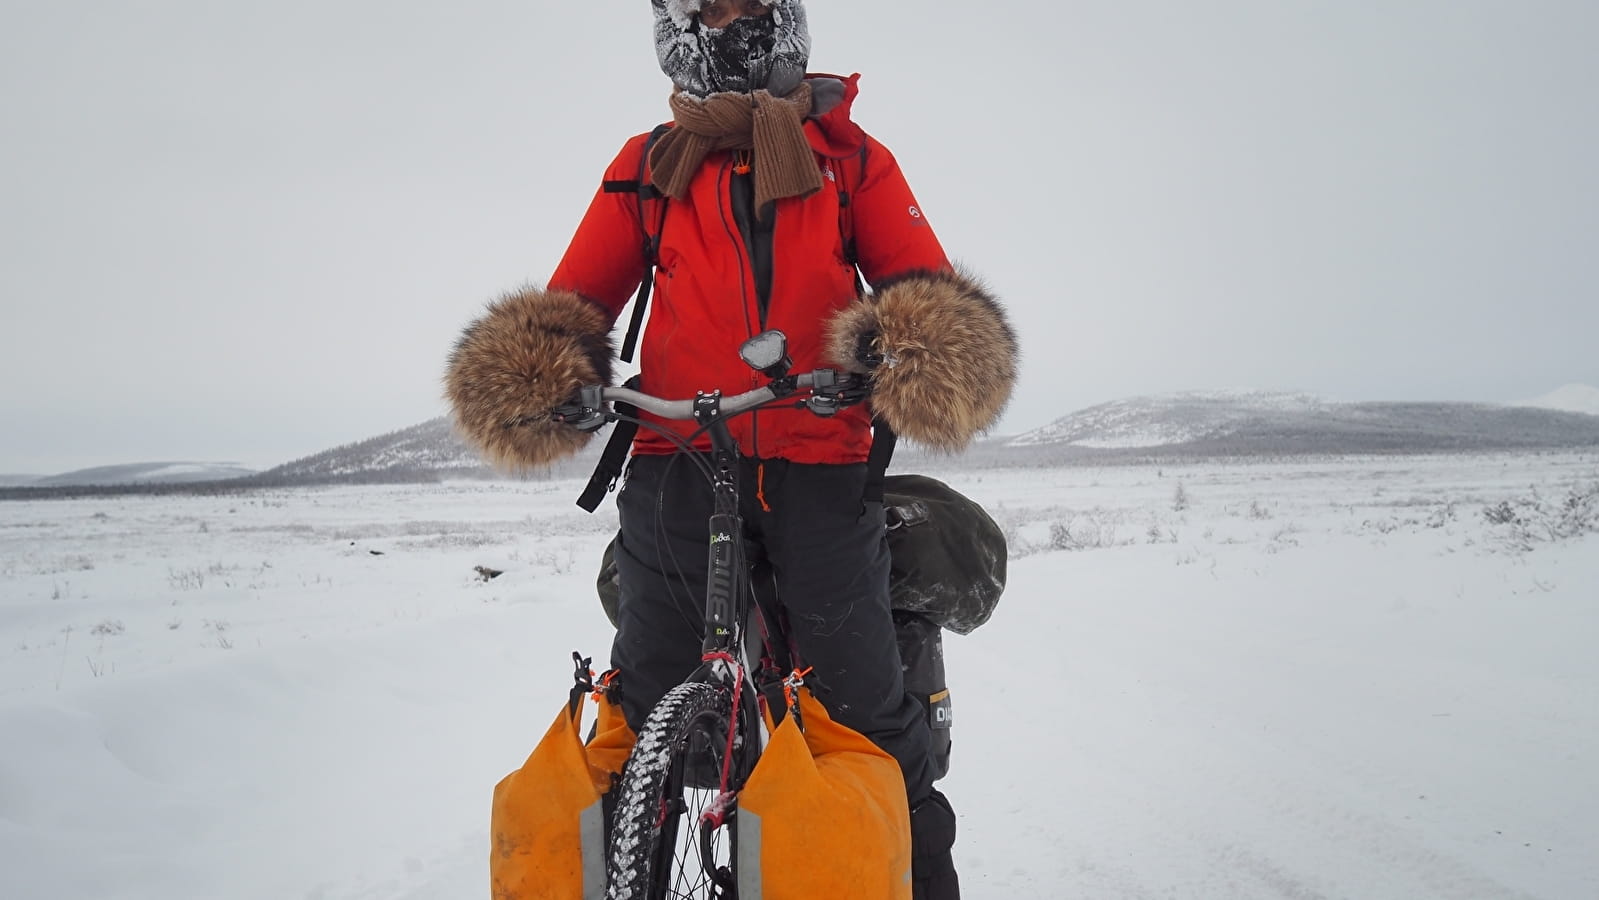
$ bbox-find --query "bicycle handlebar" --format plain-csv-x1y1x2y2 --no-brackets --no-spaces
555,369,867,433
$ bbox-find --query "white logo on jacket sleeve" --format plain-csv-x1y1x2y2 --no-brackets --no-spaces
908,205,927,226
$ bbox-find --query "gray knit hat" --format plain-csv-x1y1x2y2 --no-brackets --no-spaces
652,0,810,97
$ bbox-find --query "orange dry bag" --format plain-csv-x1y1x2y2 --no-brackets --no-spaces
736,684,913,899
489,662,635,900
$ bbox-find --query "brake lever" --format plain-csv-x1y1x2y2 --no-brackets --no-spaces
550,384,609,433
804,371,870,417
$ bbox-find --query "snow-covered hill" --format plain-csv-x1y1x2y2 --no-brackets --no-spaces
252,417,604,485
998,390,1599,459
253,390,1599,483
31,461,257,487
1007,390,1326,449
11,387,1599,496
252,418,488,483
1518,383,1599,417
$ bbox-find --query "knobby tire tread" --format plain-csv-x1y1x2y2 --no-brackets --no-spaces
605,681,733,900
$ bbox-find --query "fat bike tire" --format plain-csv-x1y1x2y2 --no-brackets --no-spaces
605,681,743,900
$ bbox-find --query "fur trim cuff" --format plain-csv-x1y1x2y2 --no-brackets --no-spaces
826,268,1018,451
444,287,615,471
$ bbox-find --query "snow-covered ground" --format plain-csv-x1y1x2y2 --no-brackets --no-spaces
2,452,1596,899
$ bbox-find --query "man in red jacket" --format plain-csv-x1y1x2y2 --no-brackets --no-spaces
447,2,1016,897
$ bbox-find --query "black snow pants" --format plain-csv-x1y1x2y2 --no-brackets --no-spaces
609,452,939,802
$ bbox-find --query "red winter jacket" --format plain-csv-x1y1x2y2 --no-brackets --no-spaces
549,74,951,464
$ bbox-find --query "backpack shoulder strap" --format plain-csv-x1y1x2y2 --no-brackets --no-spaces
576,374,644,513
577,127,669,512
600,123,673,364
838,141,893,492
864,416,896,505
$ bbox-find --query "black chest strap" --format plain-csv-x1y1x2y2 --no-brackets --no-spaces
601,123,673,364
864,417,897,505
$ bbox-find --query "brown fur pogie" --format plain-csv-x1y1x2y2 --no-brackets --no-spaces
444,287,614,471
826,268,1018,451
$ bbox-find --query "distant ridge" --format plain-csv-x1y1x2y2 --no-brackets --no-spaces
29,461,257,488
249,418,483,484
985,391,1599,465
1007,391,1326,450
1518,383,1599,417
248,417,604,486
7,387,1599,499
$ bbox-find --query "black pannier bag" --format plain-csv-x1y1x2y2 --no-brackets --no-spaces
594,473,1005,780
877,473,1006,635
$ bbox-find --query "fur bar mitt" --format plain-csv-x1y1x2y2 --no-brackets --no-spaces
826,269,1018,451
444,287,614,471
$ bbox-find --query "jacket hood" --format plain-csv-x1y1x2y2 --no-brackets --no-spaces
803,72,866,158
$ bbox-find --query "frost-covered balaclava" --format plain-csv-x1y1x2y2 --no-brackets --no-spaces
653,0,810,98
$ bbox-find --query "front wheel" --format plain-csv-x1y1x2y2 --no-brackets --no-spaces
606,681,750,899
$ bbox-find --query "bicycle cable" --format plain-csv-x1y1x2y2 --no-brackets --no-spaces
606,394,832,651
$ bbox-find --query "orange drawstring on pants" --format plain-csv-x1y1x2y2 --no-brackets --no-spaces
756,462,772,512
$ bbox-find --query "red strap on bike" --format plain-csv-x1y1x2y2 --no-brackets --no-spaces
781,666,814,715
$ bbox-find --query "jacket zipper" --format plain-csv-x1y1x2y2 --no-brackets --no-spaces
715,158,758,344
716,157,762,457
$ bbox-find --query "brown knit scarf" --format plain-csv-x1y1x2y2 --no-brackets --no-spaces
649,82,823,220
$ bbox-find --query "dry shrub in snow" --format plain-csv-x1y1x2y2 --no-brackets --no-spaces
1049,511,1125,552
167,567,206,590
1482,479,1599,551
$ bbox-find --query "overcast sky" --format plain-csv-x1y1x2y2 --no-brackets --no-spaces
2,1,1596,474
